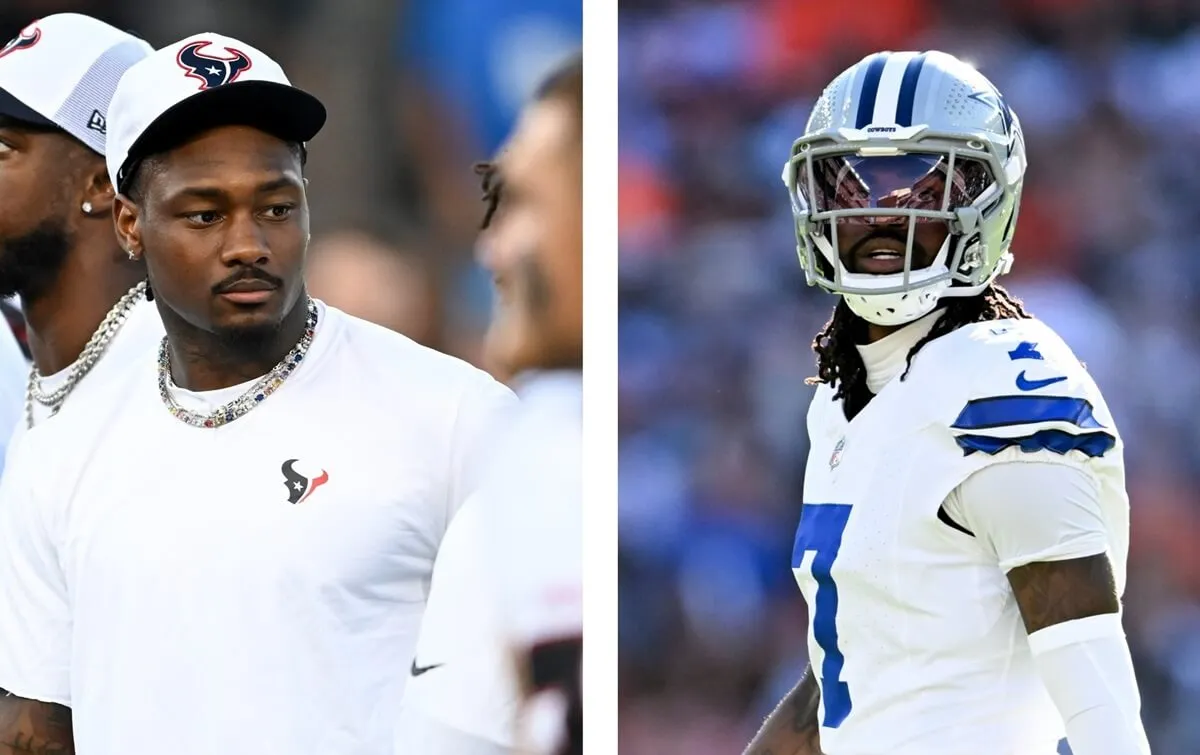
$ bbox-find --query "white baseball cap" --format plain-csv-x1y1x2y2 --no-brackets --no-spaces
0,13,152,155
107,32,326,193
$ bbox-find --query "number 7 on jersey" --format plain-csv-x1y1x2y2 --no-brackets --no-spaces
792,502,853,728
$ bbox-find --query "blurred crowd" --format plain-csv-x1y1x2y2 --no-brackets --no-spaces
618,0,1200,752
0,0,581,367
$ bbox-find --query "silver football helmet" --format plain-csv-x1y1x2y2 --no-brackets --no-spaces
783,51,1027,326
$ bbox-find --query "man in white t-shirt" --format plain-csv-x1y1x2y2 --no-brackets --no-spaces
396,56,582,755
0,32,514,755
0,14,160,463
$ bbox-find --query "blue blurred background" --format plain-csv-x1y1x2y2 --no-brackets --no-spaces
0,0,581,367
618,1,1200,752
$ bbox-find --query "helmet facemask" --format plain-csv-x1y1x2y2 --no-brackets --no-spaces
784,134,1017,327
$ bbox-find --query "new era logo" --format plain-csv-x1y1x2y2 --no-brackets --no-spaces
87,110,106,134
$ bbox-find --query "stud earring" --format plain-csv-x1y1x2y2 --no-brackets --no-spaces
82,201,93,214
126,247,137,260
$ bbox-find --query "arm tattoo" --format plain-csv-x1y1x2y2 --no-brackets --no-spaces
1007,553,1120,635
0,694,74,754
743,667,823,755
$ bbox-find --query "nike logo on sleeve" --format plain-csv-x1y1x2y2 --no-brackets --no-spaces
1015,371,1067,391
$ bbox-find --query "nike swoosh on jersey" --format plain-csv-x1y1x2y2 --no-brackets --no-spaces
1015,371,1067,391
410,659,443,677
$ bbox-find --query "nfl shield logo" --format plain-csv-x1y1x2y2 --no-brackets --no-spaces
829,437,845,470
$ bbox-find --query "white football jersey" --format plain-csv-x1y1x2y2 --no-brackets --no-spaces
795,317,1128,755
0,301,515,755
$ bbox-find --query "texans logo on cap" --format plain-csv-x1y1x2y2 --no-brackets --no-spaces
176,40,252,91
0,23,41,60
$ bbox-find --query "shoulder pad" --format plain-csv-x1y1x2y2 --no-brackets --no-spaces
937,319,1118,459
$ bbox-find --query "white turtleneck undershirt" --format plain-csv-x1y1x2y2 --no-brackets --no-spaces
854,307,944,395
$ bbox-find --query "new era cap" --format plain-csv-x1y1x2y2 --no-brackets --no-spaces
0,14,153,155
107,33,327,193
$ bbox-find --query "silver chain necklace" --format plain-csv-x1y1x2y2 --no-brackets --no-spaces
158,298,319,429
25,280,148,429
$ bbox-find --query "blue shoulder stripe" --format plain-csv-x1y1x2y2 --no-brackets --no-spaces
955,429,1115,458
952,396,1104,432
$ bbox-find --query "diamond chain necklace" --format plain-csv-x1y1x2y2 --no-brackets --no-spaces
25,280,148,429
158,298,318,429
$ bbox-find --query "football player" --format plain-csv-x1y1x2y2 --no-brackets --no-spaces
394,55,582,755
744,51,1150,755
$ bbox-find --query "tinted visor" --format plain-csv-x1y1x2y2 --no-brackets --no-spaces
799,153,993,218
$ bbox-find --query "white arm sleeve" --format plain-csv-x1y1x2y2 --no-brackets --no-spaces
1028,614,1151,755
943,460,1110,571
0,438,72,704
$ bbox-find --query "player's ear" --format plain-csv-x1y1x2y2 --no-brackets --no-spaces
112,193,142,262
80,163,116,216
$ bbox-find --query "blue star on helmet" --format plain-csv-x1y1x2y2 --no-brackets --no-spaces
966,88,1014,136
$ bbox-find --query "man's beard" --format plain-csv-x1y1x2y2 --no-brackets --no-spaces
213,317,289,360
0,220,72,301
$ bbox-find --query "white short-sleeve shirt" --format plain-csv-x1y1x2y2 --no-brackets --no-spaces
0,301,514,755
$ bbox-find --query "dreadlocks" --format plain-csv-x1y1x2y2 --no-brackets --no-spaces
807,283,1032,419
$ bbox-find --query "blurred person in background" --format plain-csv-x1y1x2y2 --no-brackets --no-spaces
396,55,582,755
392,0,582,368
0,32,514,754
745,50,1146,755
618,2,1200,754
0,14,157,466
395,0,582,254
305,230,440,347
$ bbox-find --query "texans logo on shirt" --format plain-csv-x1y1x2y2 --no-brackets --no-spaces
0,24,41,59
281,459,328,504
176,40,252,90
